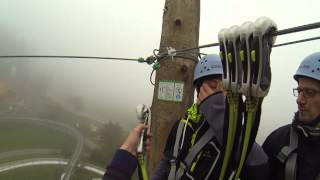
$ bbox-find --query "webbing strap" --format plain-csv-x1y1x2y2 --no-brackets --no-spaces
289,127,298,151
284,127,299,180
277,146,296,163
175,128,215,180
285,153,297,180
168,121,185,180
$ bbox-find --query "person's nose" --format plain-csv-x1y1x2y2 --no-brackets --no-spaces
296,92,306,106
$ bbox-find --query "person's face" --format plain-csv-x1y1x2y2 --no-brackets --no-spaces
296,77,320,123
196,79,221,104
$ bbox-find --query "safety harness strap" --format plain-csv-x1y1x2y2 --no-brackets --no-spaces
285,153,297,180
276,126,298,180
175,128,215,179
168,121,186,180
286,127,298,180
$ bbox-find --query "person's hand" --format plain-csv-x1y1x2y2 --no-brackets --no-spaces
197,80,219,104
120,124,152,157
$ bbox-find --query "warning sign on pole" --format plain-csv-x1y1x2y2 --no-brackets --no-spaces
158,81,184,102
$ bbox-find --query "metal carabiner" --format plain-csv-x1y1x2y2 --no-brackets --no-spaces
251,17,277,97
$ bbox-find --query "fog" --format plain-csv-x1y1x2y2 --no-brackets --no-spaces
0,0,319,141
0,0,319,178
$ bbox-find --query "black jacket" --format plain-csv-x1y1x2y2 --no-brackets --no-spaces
262,114,320,180
152,92,269,180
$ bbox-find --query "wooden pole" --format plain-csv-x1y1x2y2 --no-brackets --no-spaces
149,0,200,173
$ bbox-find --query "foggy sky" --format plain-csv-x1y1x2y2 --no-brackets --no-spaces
0,0,319,143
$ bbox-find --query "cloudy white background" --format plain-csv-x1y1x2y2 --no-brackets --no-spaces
0,0,319,143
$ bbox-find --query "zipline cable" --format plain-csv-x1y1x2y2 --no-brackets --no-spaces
271,22,320,36
0,55,140,61
0,22,319,62
0,35,319,61
273,36,320,47
157,21,320,56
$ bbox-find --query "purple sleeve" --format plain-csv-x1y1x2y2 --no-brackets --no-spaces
103,149,138,180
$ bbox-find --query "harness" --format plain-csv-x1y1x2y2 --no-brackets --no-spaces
277,126,298,180
277,126,320,180
168,104,221,180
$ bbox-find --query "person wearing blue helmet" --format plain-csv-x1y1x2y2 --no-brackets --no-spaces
150,54,269,180
103,54,226,180
263,52,320,180
103,54,269,180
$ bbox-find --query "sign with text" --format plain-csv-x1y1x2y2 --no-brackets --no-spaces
158,81,184,102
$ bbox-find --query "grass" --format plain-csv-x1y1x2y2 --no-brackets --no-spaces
0,121,76,153
0,154,62,164
0,165,65,180
0,120,105,179
73,168,103,180
0,165,103,180
0,114,121,180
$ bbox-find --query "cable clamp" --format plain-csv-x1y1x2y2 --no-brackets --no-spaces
167,47,177,60
145,56,156,65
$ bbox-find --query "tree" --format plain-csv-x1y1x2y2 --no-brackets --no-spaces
149,0,200,172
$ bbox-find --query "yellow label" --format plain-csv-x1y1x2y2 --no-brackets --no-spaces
251,50,256,62
240,50,245,61
219,51,224,60
228,53,232,63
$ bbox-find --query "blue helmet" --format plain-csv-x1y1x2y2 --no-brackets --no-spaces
294,52,320,81
193,54,223,84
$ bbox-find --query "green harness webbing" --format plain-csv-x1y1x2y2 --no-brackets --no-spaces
233,97,260,179
168,104,219,180
138,154,149,180
218,93,240,180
